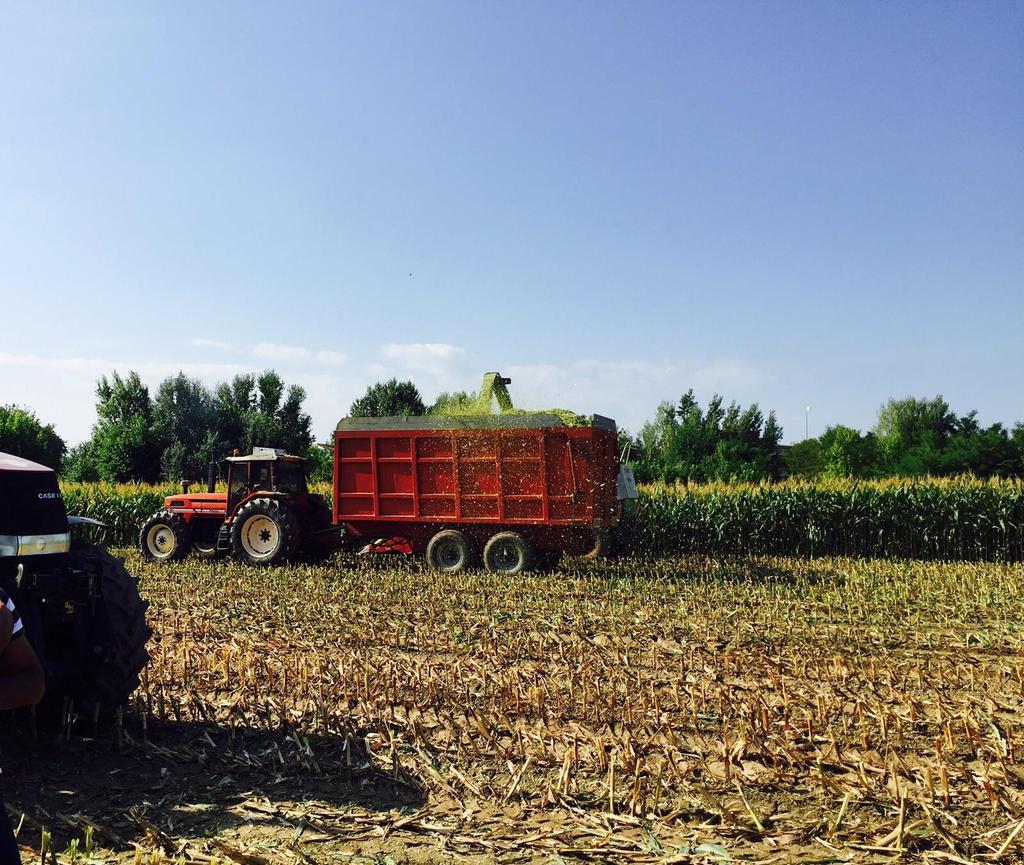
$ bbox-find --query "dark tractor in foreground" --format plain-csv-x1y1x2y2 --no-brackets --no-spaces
0,452,151,722
140,448,333,566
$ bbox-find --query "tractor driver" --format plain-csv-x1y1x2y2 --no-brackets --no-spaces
0,588,45,864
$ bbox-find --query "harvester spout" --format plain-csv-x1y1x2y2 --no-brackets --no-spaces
477,372,513,414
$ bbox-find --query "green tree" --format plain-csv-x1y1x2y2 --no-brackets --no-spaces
304,444,333,483
781,438,823,478
275,381,314,455
62,440,100,482
350,379,425,417
1011,425,1024,475
819,425,879,478
91,372,161,482
212,371,313,457
636,402,678,482
152,373,217,482
762,412,784,478
940,415,1019,477
0,405,66,470
213,374,255,450
635,391,783,483
874,396,955,474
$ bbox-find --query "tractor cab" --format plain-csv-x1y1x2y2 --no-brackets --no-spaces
223,447,309,513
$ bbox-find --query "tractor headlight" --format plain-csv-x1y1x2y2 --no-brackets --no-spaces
0,532,71,557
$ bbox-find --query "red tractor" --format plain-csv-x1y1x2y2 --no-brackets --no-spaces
140,448,333,565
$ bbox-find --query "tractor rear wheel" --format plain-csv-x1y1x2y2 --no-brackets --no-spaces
29,542,153,725
483,532,535,575
426,530,474,573
140,510,191,562
231,498,301,565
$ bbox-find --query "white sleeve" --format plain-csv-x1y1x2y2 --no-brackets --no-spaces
5,595,22,637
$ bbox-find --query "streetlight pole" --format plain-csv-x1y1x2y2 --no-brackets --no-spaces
805,405,811,440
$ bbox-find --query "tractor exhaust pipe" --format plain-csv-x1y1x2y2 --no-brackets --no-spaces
207,462,217,493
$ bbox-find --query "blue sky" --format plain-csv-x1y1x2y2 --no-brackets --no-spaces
1,2,1021,445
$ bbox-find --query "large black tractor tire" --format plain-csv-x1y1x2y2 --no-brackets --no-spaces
295,496,337,563
29,543,153,724
426,530,475,573
140,510,192,562
482,532,535,575
230,498,301,565
71,543,152,710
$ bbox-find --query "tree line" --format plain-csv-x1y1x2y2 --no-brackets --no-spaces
629,392,1024,483
1,370,318,483
781,396,1024,481
2,374,1023,483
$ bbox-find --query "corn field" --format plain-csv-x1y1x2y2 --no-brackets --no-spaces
63,475,1024,561
5,553,1023,862
633,476,1024,561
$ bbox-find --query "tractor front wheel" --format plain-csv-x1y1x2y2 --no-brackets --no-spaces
231,498,301,565
140,510,191,562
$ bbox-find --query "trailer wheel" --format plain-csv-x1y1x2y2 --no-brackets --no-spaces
483,532,535,575
140,510,191,562
231,498,301,565
426,530,474,573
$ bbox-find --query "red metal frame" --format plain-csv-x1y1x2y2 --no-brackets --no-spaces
333,425,619,553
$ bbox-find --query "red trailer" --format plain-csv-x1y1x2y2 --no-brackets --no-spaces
333,413,632,573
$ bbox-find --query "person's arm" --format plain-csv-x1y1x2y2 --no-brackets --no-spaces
0,595,44,710
0,605,12,656
0,633,44,710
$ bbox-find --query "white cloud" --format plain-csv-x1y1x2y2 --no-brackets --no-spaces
191,337,233,351
315,350,347,367
692,359,764,391
253,342,312,362
573,359,676,376
0,352,244,381
382,342,463,363
0,351,111,376
379,342,466,378
251,343,347,367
